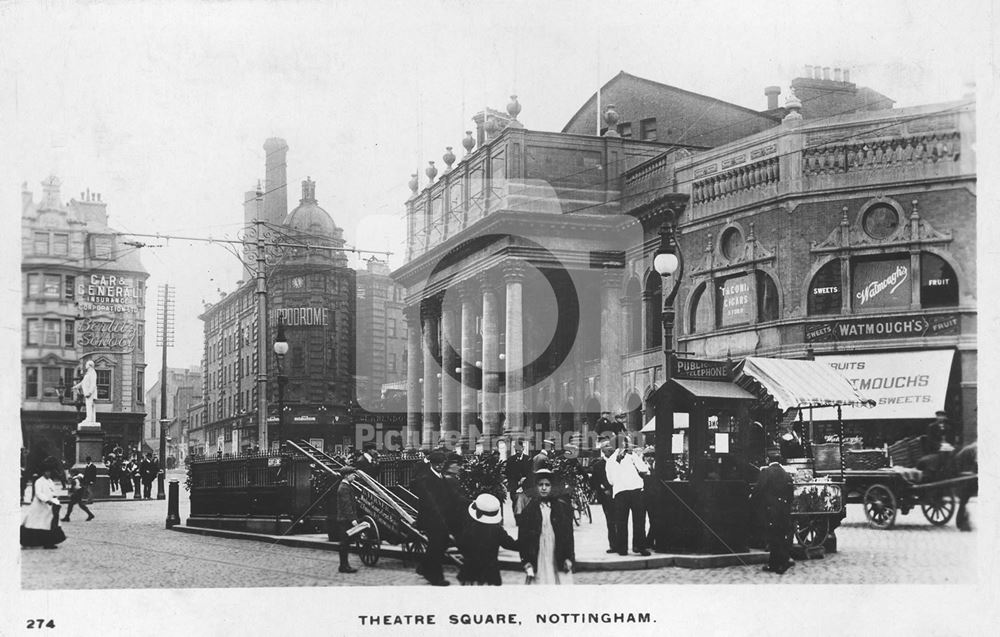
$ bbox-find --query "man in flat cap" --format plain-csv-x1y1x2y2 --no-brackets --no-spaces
327,467,360,574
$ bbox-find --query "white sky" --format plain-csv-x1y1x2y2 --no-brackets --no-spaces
0,0,989,378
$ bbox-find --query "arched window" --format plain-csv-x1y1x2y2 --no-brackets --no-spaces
625,277,642,353
920,253,959,307
644,273,662,349
756,271,779,321
689,283,713,334
808,260,842,315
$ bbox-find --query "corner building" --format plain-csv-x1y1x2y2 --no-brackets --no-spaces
394,68,977,449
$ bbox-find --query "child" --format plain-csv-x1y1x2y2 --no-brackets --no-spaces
455,493,518,586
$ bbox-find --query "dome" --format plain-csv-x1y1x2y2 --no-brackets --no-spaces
283,178,340,237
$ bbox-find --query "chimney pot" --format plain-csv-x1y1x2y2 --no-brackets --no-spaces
834,67,843,82
764,86,781,110
823,66,831,80
804,64,812,78
843,68,851,83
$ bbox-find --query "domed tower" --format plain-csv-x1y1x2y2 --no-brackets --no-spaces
269,177,356,447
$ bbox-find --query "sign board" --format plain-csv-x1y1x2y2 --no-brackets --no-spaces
805,313,958,343
852,259,911,310
76,318,138,350
672,357,732,380
271,307,330,327
714,433,730,454
309,438,324,452
717,275,751,326
817,349,954,420
671,433,685,454
78,273,142,313
267,457,282,467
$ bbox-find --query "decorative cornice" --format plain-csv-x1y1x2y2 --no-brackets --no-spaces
811,197,951,254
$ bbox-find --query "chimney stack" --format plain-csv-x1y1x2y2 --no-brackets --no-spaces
764,86,781,110
843,68,851,83
834,67,843,82
263,137,289,226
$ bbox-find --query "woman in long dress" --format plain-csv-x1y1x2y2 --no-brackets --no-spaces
21,458,66,549
518,469,575,585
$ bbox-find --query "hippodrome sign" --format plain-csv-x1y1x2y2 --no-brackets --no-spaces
270,307,330,327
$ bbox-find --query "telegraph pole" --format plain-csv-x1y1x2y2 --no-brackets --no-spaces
255,184,270,450
156,284,175,499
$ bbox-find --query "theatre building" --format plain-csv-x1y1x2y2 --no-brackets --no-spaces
21,177,149,466
394,68,977,449
199,139,355,452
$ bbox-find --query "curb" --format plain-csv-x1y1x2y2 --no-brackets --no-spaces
170,524,769,571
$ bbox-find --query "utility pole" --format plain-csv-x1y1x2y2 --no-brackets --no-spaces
255,184,270,450
156,283,175,499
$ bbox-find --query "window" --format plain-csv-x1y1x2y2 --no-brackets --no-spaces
618,122,633,138
42,367,61,399
625,278,642,353
136,369,145,404
640,118,658,141
389,353,397,373
52,233,68,256
715,275,752,327
862,204,900,240
34,232,49,255
851,255,910,312
64,276,75,300
920,254,959,307
689,283,713,334
26,319,40,346
63,368,75,400
96,369,111,400
43,319,61,346
644,274,662,349
64,320,74,347
808,260,842,315
43,274,61,298
721,227,745,260
137,322,144,352
26,273,40,297
25,367,38,398
756,272,779,322
91,235,114,260
388,318,397,338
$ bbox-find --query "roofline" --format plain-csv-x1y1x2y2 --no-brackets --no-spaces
561,70,781,134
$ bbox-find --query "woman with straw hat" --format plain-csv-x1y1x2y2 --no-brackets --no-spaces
455,493,519,586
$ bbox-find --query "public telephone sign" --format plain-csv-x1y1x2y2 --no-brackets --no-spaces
671,357,733,380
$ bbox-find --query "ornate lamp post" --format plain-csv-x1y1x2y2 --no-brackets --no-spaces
653,209,683,482
273,318,289,450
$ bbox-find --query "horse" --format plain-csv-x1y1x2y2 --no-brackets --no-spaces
953,442,977,532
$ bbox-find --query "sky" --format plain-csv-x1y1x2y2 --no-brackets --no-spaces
0,0,990,379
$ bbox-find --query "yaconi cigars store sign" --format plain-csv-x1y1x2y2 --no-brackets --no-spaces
77,273,141,313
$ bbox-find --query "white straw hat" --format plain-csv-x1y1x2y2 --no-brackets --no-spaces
467,493,502,524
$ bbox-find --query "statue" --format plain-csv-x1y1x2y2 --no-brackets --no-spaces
72,360,98,427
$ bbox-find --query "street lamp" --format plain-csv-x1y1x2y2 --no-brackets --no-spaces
653,210,683,481
273,317,289,451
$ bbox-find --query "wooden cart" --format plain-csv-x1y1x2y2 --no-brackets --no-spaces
790,480,845,548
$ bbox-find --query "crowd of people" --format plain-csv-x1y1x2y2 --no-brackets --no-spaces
104,450,163,499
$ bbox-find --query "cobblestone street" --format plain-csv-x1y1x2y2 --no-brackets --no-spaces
19,471,979,588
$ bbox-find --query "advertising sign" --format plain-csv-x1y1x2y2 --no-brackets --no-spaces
76,317,138,350
672,357,732,380
805,313,959,343
271,307,330,327
852,259,911,310
717,275,751,326
818,350,954,420
78,273,141,313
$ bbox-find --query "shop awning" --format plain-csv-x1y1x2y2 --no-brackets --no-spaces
672,378,757,401
736,356,876,412
814,350,955,420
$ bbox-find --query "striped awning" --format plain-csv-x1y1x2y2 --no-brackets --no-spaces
736,356,876,412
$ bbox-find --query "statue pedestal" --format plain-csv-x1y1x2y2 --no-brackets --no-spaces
73,422,110,499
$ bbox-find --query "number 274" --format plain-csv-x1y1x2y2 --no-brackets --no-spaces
26,619,55,629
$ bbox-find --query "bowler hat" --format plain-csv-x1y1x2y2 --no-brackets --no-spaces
467,493,502,524
427,451,447,464
340,466,357,476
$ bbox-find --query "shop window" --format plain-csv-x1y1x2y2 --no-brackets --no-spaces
688,283,712,334
920,253,958,307
756,271,779,322
96,369,111,400
715,274,752,327
808,260,842,315
851,254,910,312
25,367,38,398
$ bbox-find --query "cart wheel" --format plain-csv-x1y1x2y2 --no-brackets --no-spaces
404,538,427,556
355,515,381,566
794,516,830,548
863,483,898,529
921,489,956,526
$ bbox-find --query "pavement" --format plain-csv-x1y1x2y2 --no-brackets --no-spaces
18,469,979,588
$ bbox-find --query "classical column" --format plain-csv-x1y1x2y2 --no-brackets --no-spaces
404,306,423,448
421,301,440,448
459,282,478,449
599,268,624,429
504,262,526,435
480,273,501,441
440,302,460,444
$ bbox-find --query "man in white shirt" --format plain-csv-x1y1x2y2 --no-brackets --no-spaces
606,444,651,556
